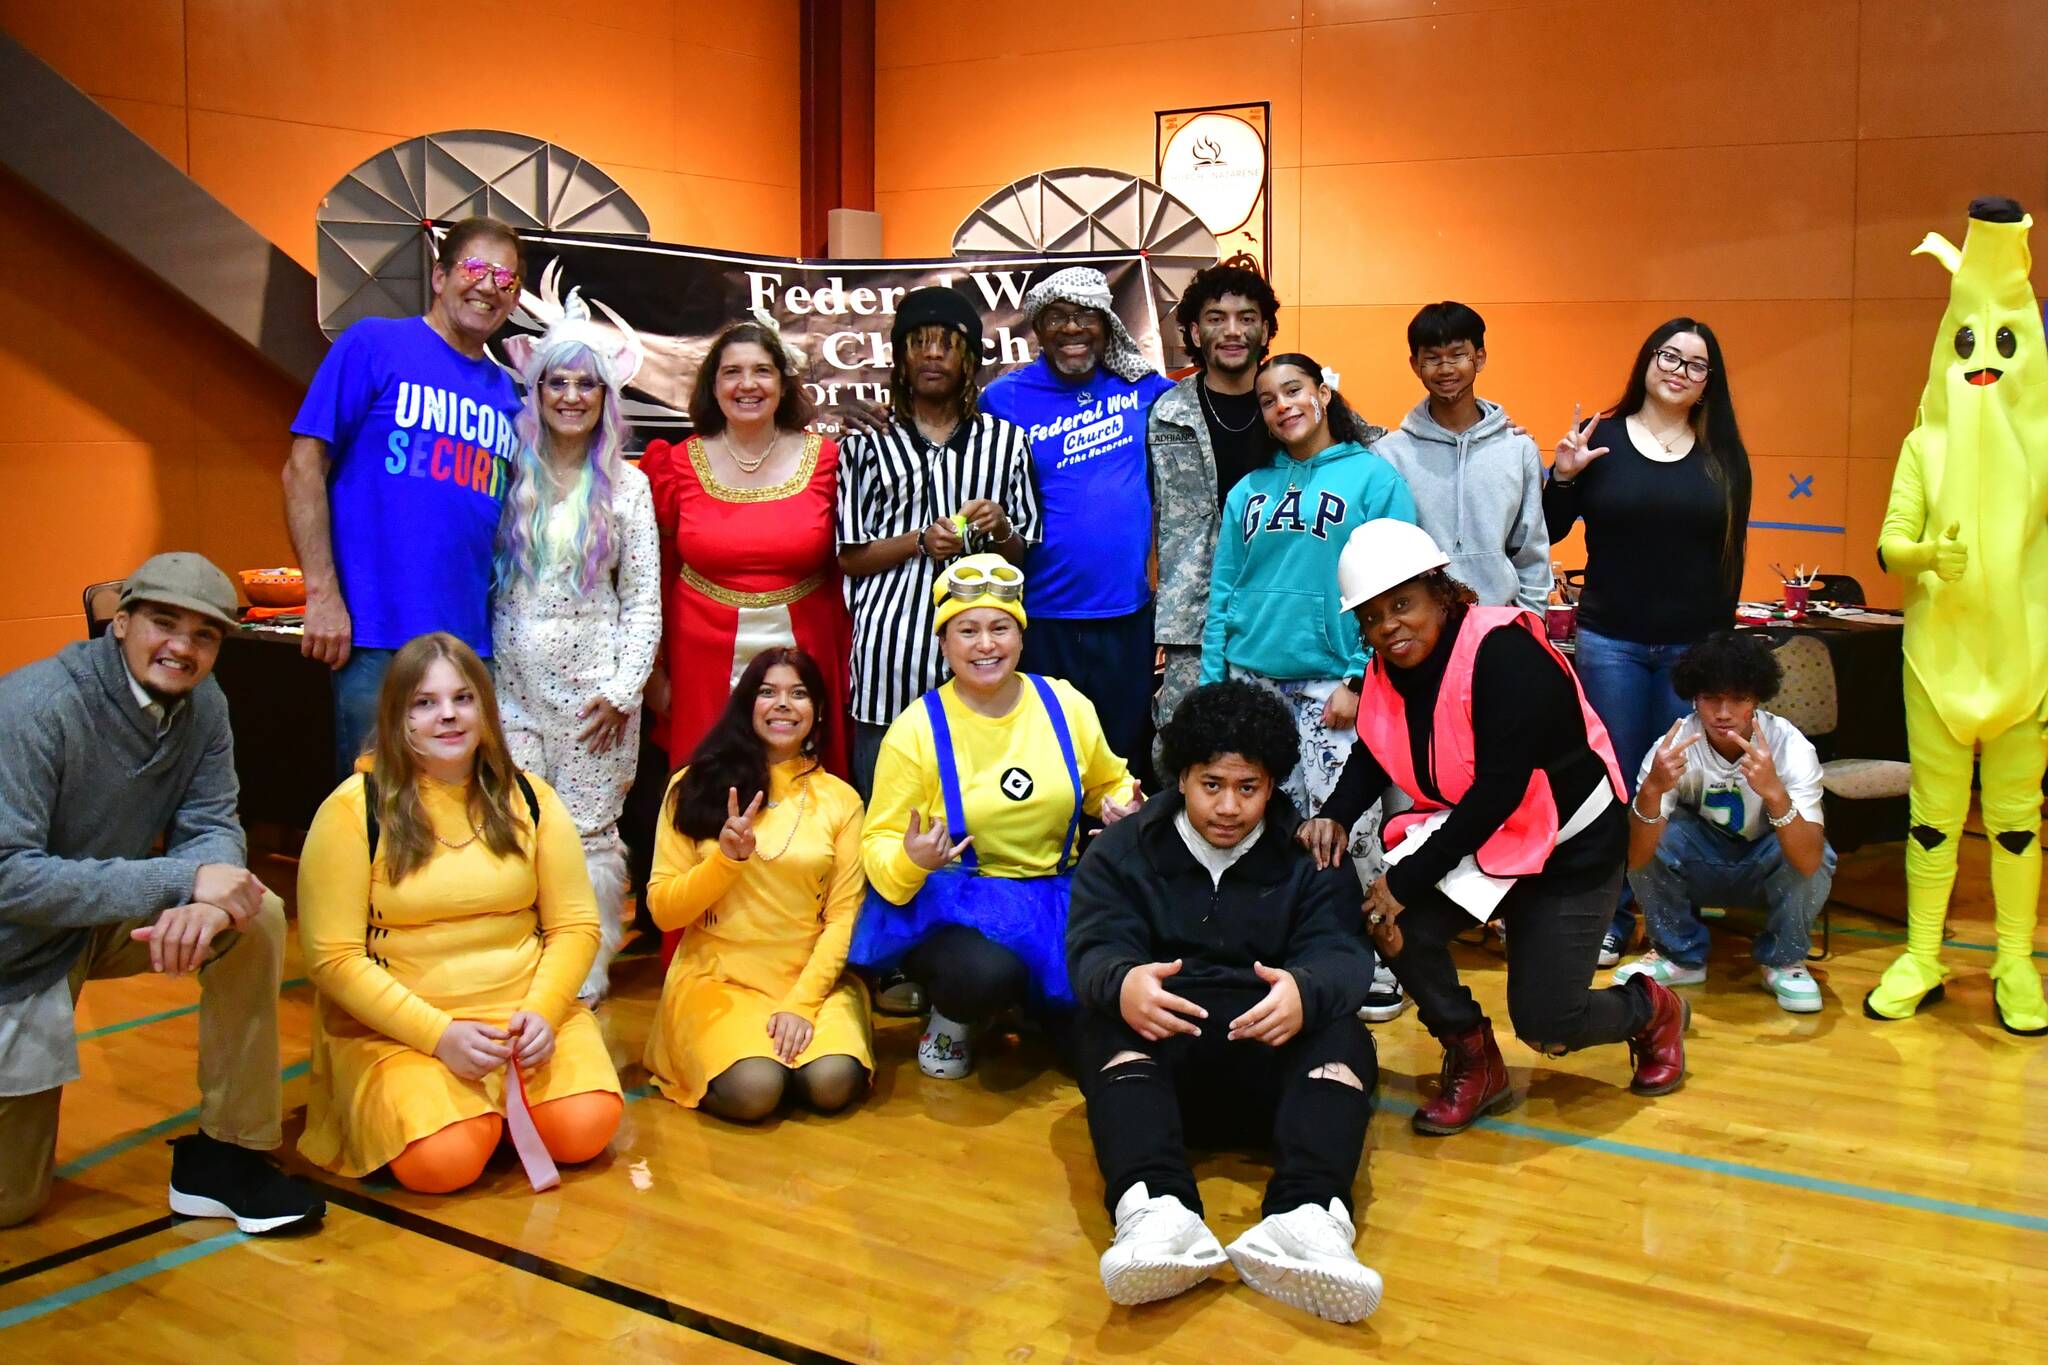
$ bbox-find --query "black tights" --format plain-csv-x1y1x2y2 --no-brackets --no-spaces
701,1055,869,1123
900,923,1032,1026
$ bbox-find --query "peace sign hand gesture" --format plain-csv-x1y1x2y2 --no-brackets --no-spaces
903,809,974,871
1640,717,1695,803
1734,727,1789,809
1551,403,1611,481
720,787,766,861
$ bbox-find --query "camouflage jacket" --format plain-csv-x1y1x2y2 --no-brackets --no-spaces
1148,375,1221,646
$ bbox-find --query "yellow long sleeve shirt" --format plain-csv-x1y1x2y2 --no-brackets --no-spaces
862,676,1135,905
296,771,599,1056
647,759,867,1019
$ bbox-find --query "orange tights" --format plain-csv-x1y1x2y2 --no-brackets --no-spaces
387,1091,624,1194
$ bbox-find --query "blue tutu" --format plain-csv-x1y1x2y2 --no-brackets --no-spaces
848,868,1076,1008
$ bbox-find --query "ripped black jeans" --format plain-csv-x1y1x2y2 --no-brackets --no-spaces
1078,984,1377,1220
1387,865,1653,1053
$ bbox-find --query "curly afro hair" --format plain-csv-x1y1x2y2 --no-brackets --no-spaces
1158,680,1300,783
1671,630,1782,704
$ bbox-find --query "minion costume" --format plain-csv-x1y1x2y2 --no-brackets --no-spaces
849,555,1138,1009
1865,197,2048,1034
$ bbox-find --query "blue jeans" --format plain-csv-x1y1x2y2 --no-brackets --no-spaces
331,647,397,781
1572,624,1692,934
1626,810,1838,968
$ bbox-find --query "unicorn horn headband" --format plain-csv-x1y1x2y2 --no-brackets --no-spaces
518,261,646,391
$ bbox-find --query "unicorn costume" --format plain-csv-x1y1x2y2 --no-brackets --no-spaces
491,290,662,1003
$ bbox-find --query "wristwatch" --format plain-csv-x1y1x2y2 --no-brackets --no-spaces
1342,674,1364,694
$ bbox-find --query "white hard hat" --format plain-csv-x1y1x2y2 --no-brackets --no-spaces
1338,519,1451,612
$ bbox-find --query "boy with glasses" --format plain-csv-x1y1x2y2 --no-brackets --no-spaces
1373,302,1551,612
285,216,527,777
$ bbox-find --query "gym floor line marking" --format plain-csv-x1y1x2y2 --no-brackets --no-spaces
0,1215,178,1291
304,1177,838,1363
1824,924,2047,960
52,1061,311,1180
0,1229,247,1331
74,978,311,1044
1374,1092,2048,1234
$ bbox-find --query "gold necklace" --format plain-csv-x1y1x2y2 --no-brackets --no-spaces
756,772,811,863
722,430,779,474
434,818,485,851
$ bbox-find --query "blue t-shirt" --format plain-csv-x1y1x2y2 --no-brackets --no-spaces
292,317,521,654
982,357,1173,619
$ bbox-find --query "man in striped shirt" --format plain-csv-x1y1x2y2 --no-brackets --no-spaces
837,286,1040,797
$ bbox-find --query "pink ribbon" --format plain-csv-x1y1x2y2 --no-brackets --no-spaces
503,1061,560,1193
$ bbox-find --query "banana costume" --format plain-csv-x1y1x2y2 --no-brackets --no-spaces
1865,197,2048,1034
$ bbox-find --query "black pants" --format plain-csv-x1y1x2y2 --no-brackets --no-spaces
1020,605,1155,770
1078,986,1376,1220
619,733,674,932
1387,865,1652,1051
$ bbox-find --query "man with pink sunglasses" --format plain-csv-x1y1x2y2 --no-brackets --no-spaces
284,217,527,776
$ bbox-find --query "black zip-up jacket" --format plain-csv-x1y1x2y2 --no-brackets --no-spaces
1066,791,1373,1029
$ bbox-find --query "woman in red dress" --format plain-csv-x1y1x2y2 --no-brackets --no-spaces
642,319,853,791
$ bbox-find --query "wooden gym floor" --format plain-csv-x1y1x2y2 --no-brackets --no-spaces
2,837,2043,1363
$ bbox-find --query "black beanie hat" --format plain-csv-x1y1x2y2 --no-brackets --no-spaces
892,286,983,361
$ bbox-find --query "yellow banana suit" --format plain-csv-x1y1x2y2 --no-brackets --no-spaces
1865,197,2048,1034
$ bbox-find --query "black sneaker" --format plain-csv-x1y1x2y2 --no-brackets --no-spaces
1597,929,1625,969
1357,963,1408,1024
873,969,928,1017
168,1134,325,1234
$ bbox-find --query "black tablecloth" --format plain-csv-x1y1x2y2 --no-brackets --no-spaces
212,627,334,832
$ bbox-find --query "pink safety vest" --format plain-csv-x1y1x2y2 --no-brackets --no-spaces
1355,606,1625,878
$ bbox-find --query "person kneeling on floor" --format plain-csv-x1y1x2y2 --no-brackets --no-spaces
1068,681,1382,1323
1616,630,1835,1013
0,553,323,1233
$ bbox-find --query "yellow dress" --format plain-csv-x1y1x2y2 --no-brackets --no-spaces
296,771,622,1178
644,758,873,1107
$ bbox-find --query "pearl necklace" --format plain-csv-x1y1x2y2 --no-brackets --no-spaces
721,430,781,474
434,818,485,851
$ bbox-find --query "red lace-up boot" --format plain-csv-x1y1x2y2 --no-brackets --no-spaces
1627,976,1691,1096
1411,1022,1512,1135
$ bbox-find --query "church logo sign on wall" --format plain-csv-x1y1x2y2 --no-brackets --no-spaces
485,230,1161,436
1157,103,1272,277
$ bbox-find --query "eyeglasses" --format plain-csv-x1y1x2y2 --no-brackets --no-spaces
1037,306,1104,332
1416,349,1476,372
454,257,520,291
1652,347,1711,383
942,561,1025,602
542,376,606,398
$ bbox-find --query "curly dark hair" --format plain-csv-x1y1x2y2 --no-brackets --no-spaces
1157,681,1300,784
1671,630,1781,704
1174,263,1280,367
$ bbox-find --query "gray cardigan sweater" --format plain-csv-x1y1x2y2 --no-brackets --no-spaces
0,632,245,1004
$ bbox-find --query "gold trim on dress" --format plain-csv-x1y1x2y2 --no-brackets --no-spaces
680,564,825,609
687,431,821,504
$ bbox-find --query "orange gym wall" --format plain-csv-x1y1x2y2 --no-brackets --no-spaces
0,0,801,671
875,0,2048,611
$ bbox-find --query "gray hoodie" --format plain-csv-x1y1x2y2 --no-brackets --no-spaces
0,632,244,1006
1372,397,1552,611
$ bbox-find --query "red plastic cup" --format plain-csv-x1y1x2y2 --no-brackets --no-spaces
1783,583,1811,611
1546,603,1576,640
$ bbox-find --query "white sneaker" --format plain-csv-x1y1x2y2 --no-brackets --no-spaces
1612,950,1706,988
1224,1199,1383,1323
1099,1182,1228,1305
1357,961,1409,1023
917,1009,973,1079
1762,963,1823,1013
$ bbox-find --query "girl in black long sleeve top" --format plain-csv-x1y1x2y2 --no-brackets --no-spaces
1306,529,1692,1136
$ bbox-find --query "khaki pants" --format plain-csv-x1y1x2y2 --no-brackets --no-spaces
0,893,285,1227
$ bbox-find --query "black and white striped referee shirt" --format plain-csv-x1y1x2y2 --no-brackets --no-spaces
836,413,1041,726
